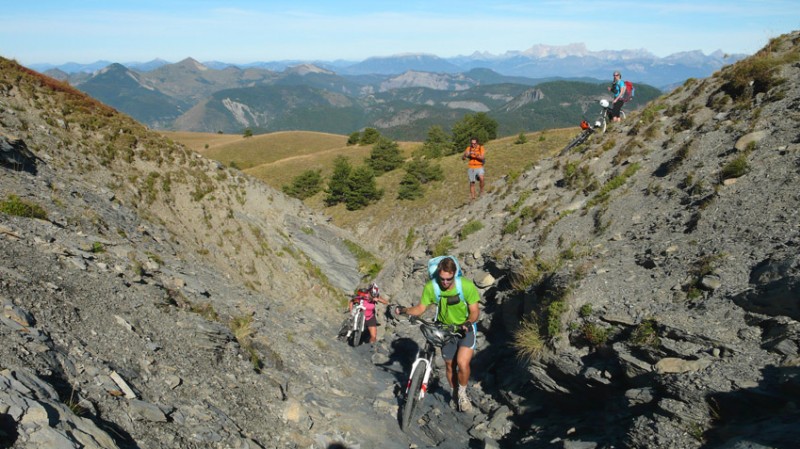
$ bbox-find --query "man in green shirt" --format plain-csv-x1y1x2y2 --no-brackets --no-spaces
396,256,481,412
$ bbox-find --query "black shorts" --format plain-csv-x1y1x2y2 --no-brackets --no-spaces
610,100,624,119
365,315,377,327
441,322,477,360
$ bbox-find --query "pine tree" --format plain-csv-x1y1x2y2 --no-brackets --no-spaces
282,170,322,200
451,112,498,151
416,125,453,158
366,137,404,173
359,128,381,145
405,158,444,184
397,172,424,200
345,166,383,210
324,156,352,206
347,131,360,146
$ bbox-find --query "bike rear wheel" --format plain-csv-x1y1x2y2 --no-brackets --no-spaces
601,109,625,134
400,364,426,430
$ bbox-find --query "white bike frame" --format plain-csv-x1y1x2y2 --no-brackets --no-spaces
351,300,367,333
405,348,435,401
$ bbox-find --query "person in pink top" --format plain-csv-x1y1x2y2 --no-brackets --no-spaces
349,282,389,343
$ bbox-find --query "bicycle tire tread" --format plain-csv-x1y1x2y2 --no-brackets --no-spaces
400,364,426,430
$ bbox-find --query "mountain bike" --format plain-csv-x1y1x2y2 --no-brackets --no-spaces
560,99,626,156
337,297,367,346
399,315,463,430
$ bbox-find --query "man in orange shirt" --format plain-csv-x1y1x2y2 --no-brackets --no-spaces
461,137,485,200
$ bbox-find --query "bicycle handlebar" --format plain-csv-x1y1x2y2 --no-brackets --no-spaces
407,315,466,340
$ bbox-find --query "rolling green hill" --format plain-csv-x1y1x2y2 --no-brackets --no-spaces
172,80,660,141
164,126,580,233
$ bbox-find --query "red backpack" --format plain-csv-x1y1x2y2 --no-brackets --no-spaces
622,80,635,102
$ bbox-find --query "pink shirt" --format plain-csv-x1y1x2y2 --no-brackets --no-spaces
353,293,376,320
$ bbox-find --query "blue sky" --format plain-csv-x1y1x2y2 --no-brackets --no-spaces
3,0,799,65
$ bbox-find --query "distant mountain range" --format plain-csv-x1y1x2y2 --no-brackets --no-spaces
30,43,746,89
28,44,743,140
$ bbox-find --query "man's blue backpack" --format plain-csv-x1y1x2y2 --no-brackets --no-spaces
427,255,465,306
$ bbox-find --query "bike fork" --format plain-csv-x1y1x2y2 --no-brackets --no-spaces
405,358,433,400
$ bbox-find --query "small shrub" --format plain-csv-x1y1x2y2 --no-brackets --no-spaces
720,155,749,179
630,319,660,347
686,287,703,300
519,204,547,224
513,317,544,362
64,389,90,417
546,300,566,338
459,220,483,240
432,235,455,257
405,228,417,250
510,257,557,292
506,191,531,214
0,194,48,219
502,217,520,235
586,163,641,208
190,302,219,321
673,115,695,132
229,314,254,343
582,323,609,347
579,304,593,318
514,132,528,144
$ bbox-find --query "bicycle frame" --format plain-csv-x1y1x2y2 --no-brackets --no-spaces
341,298,367,346
351,300,366,332
405,341,436,401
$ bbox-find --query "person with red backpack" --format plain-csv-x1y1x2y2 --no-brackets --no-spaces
349,282,389,344
607,71,627,123
394,256,481,412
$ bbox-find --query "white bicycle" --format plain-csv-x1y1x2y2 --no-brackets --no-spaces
560,99,626,155
399,316,463,430
337,297,367,346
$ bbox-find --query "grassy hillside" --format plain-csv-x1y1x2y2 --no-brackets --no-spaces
160,131,245,152
162,130,349,171
311,128,577,245
246,139,419,191
167,126,581,251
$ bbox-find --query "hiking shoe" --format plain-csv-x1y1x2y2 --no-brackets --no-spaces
458,393,472,412
449,399,458,410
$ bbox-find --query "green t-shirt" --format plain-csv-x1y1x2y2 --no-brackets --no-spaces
420,277,480,325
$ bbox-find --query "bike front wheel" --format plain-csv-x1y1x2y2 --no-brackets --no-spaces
352,313,365,347
560,129,592,156
400,364,426,430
